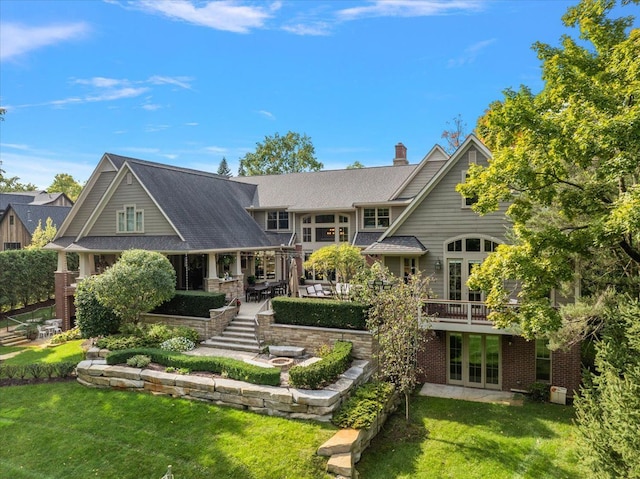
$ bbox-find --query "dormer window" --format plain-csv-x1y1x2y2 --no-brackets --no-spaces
363,208,390,228
117,205,144,233
267,210,289,231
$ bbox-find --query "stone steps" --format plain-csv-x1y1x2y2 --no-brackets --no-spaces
201,315,261,353
0,331,29,347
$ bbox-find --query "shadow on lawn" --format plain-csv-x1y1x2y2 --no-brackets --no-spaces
357,395,580,479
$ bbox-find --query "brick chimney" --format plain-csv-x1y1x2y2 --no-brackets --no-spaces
393,142,408,166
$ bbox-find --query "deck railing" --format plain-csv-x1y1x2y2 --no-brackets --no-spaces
423,299,495,325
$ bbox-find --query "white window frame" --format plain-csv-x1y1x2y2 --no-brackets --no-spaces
300,214,350,244
461,170,477,209
117,205,144,233
363,207,390,229
266,210,289,231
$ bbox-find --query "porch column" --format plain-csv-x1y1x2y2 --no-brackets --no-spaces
207,253,218,279
77,253,92,279
234,251,242,276
56,251,68,272
205,253,221,293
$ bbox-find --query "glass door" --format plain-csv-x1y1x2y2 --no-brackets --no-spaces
447,333,501,389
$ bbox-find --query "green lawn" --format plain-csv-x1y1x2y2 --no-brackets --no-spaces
0,339,84,367
357,396,583,479
0,382,336,479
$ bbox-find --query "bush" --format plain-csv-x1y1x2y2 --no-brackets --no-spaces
160,337,195,352
51,327,82,344
289,341,353,389
75,275,121,338
106,348,281,386
153,291,226,318
271,297,369,330
126,355,151,368
528,382,550,402
333,382,395,429
95,335,148,350
0,361,76,380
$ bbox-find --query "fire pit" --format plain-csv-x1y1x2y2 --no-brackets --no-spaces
269,357,294,370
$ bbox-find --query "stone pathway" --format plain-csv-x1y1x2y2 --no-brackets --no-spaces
418,383,524,406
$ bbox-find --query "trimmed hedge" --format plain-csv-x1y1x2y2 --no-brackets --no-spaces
152,291,226,318
106,348,281,386
271,297,368,330
332,381,395,429
288,341,352,389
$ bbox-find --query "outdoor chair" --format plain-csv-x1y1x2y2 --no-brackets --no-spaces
306,285,317,296
36,325,50,340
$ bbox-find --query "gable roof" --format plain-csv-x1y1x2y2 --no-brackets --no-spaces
362,236,428,255
381,135,492,240
5,203,72,235
232,164,418,211
0,192,39,212
53,153,276,252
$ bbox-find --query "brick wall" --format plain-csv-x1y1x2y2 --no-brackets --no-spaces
502,336,537,392
550,343,582,397
417,330,447,384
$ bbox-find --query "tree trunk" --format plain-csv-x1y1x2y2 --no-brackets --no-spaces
405,392,410,422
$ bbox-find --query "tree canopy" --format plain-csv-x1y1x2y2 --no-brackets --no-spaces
47,173,82,201
441,113,468,154
93,249,175,325
238,131,322,176
0,165,37,192
303,243,365,286
26,217,57,249
458,0,640,338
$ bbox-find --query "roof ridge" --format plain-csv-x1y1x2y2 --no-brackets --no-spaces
105,153,228,180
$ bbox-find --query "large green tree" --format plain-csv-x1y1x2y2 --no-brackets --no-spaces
458,0,640,337
93,249,176,325
303,243,365,287
47,173,82,201
238,131,322,176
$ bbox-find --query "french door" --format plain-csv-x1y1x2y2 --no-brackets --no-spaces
448,259,483,301
448,333,501,389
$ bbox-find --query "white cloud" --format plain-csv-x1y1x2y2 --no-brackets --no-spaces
144,124,171,133
282,22,331,36
148,75,193,90
447,38,496,68
142,103,162,111
185,122,199,126
136,0,280,33
0,150,94,189
204,146,228,154
337,0,485,21
257,110,276,120
0,22,90,60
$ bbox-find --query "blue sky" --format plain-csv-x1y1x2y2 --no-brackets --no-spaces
1,0,636,189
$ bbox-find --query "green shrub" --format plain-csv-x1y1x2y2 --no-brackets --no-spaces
159,337,195,352
332,382,395,429
95,335,148,350
153,291,226,318
126,355,151,368
289,341,353,389
271,297,368,330
528,382,550,402
54,361,77,378
106,348,281,386
51,327,82,344
25,363,47,379
75,275,121,338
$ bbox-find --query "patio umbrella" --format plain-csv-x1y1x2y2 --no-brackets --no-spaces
288,258,299,298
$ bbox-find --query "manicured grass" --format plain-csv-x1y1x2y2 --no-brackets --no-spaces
0,382,336,479
357,396,584,479
1,340,84,367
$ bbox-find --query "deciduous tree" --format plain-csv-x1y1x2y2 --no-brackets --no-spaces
366,270,431,422
238,131,322,176
93,250,175,325
303,243,365,287
47,173,82,201
440,113,467,154
458,0,640,338
27,217,57,249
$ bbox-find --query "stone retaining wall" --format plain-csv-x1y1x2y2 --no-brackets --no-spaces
76,358,373,422
256,311,375,360
139,306,238,340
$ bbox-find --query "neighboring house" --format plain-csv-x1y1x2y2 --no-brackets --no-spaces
0,192,73,250
48,136,581,397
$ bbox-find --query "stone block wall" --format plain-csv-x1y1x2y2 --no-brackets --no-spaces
256,311,374,360
77,357,374,422
139,306,237,340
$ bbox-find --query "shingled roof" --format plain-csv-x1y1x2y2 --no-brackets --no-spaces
232,165,417,210
7,203,72,235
